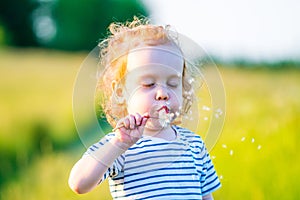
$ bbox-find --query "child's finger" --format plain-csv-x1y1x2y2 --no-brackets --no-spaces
141,113,149,126
128,114,136,129
122,117,130,129
135,113,142,126
136,115,148,134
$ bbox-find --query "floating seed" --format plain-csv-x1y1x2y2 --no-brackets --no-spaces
202,105,211,111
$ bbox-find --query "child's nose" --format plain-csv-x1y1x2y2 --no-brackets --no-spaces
155,86,169,101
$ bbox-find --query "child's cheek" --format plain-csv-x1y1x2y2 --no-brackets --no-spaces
127,91,153,114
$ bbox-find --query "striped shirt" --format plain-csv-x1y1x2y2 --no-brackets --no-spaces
86,126,221,200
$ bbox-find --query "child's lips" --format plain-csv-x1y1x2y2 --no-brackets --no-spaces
157,105,170,113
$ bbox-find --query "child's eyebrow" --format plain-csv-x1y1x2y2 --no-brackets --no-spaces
138,74,155,80
169,74,182,79
137,74,182,83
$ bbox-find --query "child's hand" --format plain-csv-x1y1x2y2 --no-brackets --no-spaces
113,113,149,149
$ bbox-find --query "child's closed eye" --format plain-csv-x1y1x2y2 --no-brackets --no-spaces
167,80,180,88
142,82,155,88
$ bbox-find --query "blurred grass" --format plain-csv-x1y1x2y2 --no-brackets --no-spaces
212,67,300,199
0,48,300,199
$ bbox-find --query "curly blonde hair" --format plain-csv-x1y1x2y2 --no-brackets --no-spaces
97,16,194,127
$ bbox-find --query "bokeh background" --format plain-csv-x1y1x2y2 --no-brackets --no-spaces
1,0,299,199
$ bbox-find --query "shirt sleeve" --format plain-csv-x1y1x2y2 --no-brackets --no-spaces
199,145,221,196
83,133,125,184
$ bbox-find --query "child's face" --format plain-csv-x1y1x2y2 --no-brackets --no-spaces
122,44,184,124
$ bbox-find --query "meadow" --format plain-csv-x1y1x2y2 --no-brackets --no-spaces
0,48,299,199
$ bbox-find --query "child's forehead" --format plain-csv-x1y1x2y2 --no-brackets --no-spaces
127,44,184,73
127,64,183,80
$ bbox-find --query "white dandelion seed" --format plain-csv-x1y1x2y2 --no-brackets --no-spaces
216,108,223,116
188,78,194,84
202,105,211,111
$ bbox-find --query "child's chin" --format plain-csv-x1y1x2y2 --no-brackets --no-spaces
145,119,167,131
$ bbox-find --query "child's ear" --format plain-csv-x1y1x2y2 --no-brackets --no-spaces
111,80,124,98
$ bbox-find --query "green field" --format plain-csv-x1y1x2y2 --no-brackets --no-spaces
1,48,300,199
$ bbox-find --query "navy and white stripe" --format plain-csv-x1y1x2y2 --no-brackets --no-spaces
86,126,221,199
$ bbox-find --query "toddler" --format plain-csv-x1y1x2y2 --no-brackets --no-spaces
69,17,221,200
